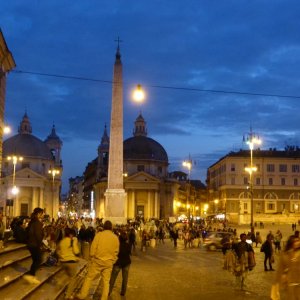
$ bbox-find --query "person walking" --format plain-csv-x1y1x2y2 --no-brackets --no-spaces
109,231,131,297
128,227,136,253
261,234,275,271
274,230,283,253
23,207,44,284
232,233,255,289
271,236,300,300
255,231,262,247
75,220,119,300
56,227,80,300
172,228,179,248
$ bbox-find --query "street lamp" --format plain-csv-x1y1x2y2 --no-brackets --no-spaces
49,168,60,219
243,128,261,233
7,155,23,190
183,157,193,225
7,155,23,226
132,84,145,103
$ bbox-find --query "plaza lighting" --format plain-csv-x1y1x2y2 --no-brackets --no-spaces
3,125,11,134
132,84,145,103
243,128,261,233
182,157,193,224
7,155,23,190
49,168,60,218
49,168,60,182
7,155,23,226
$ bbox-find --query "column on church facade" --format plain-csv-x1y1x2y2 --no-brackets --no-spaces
127,190,135,219
39,188,44,212
32,187,38,211
154,191,158,218
13,194,19,216
147,191,151,218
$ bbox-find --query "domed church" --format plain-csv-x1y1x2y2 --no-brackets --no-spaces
83,112,199,220
0,113,62,219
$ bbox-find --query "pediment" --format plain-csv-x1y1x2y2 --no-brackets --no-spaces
126,171,160,183
14,167,46,180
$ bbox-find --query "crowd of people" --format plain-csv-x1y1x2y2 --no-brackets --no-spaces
1,209,300,299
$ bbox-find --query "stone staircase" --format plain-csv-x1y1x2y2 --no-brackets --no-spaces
0,241,87,300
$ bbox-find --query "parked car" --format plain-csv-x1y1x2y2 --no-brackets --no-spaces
203,231,234,251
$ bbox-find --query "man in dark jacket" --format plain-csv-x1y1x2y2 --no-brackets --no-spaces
261,234,275,271
23,207,44,284
109,230,131,296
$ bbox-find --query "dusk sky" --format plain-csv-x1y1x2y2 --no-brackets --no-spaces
2,1,300,192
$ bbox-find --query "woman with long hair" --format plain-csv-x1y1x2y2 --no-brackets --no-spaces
23,207,44,284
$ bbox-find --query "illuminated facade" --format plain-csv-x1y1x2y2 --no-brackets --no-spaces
82,114,206,220
0,114,62,218
207,147,300,224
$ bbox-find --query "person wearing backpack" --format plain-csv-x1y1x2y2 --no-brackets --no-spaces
23,207,44,284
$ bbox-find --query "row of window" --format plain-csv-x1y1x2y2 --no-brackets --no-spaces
233,177,299,186
230,163,300,173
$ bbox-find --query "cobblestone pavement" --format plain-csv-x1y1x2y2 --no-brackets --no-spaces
99,224,297,300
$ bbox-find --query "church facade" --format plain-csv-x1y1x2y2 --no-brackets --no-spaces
82,113,207,221
0,113,62,219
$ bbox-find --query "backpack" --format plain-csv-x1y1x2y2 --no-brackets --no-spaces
44,253,58,267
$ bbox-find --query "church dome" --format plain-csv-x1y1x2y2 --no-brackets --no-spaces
124,136,168,162
124,113,168,162
3,134,54,160
3,113,53,160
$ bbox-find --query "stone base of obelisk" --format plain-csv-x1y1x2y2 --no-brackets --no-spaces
104,189,127,225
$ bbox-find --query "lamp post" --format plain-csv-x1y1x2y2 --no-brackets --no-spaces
183,157,193,225
7,155,23,226
49,168,60,219
244,128,261,233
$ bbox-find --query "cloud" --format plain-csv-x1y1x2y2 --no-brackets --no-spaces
2,0,300,191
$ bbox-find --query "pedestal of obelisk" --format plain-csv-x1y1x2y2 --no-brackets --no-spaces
104,189,127,224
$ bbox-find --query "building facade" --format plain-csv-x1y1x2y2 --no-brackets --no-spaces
81,114,207,221
0,29,16,180
207,147,300,225
0,113,62,219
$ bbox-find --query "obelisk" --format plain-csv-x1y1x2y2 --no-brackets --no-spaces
104,41,127,224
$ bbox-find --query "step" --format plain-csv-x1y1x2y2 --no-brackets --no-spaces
24,259,88,300
0,264,62,300
0,248,31,268
0,257,32,289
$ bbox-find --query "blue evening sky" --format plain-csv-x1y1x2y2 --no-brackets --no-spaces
1,1,300,192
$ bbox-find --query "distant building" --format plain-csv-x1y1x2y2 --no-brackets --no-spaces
0,113,62,218
81,113,207,220
207,147,300,225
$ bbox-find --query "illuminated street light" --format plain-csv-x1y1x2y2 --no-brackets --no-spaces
49,168,60,219
182,156,194,225
3,125,11,134
7,155,23,226
243,128,261,233
7,155,23,188
132,84,145,103
49,169,60,182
